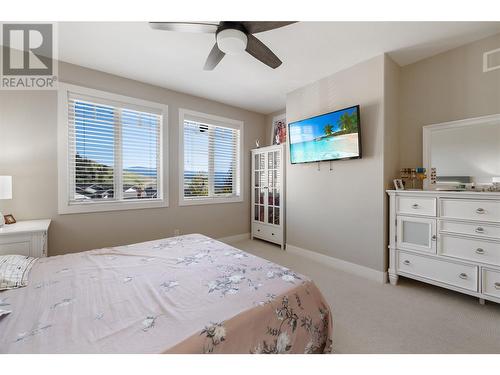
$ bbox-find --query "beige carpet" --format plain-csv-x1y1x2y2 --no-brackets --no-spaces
230,238,500,354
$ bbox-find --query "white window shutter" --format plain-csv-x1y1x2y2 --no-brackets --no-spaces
183,118,241,201
67,94,162,204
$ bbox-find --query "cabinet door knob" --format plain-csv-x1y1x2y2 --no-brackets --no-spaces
475,227,485,233
431,235,437,241
403,260,410,265
475,248,485,255
494,282,500,290
412,204,419,209
459,273,468,280
476,208,485,214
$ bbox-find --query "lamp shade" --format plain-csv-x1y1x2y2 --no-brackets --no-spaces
0,176,12,200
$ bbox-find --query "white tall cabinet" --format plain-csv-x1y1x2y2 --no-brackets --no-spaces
251,144,285,249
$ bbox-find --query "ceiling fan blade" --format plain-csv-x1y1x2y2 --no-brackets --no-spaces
245,34,282,69
149,22,219,33
241,21,296,34
204,44,225,70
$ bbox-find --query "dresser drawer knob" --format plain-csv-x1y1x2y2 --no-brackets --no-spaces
459,273,468,280
403,260,411,265
476,208,485,214
475,248,485,255
257,229,260,232
494,282,500,290
412,204,419,209
475,227,485,233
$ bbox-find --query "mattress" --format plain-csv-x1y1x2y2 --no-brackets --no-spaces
0,234,332,354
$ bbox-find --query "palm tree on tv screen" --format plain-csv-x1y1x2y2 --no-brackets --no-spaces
339,112,358,133
324,124,333,136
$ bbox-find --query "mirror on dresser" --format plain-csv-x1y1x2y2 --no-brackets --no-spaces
423,114,500,190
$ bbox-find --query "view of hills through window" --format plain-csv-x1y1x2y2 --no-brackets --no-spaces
72,100,160,202
183,120,238,199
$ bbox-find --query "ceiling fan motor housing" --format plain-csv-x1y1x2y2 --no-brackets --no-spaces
216,22,248,55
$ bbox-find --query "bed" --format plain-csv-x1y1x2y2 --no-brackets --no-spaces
0,234,332,354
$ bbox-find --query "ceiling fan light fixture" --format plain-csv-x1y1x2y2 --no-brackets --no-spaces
216,29,248,55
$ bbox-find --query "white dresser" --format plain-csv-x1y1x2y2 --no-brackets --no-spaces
388,190,500,304
251,144,285,249
0,219,51,258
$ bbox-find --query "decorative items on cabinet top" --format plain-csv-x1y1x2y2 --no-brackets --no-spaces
387,189,500,198
399,168,427,190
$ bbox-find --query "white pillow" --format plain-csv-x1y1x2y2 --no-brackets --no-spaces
0,255,37,290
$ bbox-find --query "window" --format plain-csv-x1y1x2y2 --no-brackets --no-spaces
58,83,168,214
179,109,243,205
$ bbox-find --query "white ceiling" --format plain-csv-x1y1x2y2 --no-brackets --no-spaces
57,22,500,114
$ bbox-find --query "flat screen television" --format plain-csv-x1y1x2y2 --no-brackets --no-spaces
288,105,361,164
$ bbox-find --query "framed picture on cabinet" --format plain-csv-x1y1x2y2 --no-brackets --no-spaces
393,179,404,190
3,214,16,224
271,113,286,145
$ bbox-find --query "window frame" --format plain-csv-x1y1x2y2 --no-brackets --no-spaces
57,82,169,214
178,108,244,206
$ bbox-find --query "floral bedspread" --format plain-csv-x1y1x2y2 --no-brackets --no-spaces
0,234,332,354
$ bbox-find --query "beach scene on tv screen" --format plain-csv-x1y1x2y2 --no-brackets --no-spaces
289,107,360,163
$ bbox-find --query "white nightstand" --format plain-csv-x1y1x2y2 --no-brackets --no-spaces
0,219,51,257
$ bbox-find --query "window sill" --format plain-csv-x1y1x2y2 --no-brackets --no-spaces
58,198,168,214
179,196,243,207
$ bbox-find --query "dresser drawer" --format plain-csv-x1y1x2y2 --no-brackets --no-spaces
0,234,32,256
440,199,500,222
397,196,436,216
439,235,500,267
439,220,500,240
253,223,282,244
481,268,500,299
398,251,478,291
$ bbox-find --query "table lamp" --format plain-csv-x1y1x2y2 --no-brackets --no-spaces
0,176,12,227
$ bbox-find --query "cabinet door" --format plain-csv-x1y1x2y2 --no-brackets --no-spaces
266,149,281,225
397,216,436,254
253,152,266,223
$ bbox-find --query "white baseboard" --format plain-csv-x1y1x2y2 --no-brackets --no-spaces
217,233,251,244
286,244,387,284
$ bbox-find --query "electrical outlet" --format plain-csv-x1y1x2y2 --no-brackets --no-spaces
174,229,181,236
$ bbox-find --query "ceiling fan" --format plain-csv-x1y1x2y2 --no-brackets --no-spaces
149,21,296,70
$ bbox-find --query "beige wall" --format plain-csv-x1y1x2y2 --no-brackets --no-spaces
399,32,500,168
383,55,401,190
286,55,387,272
0,61,267,255
382,55,401,270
